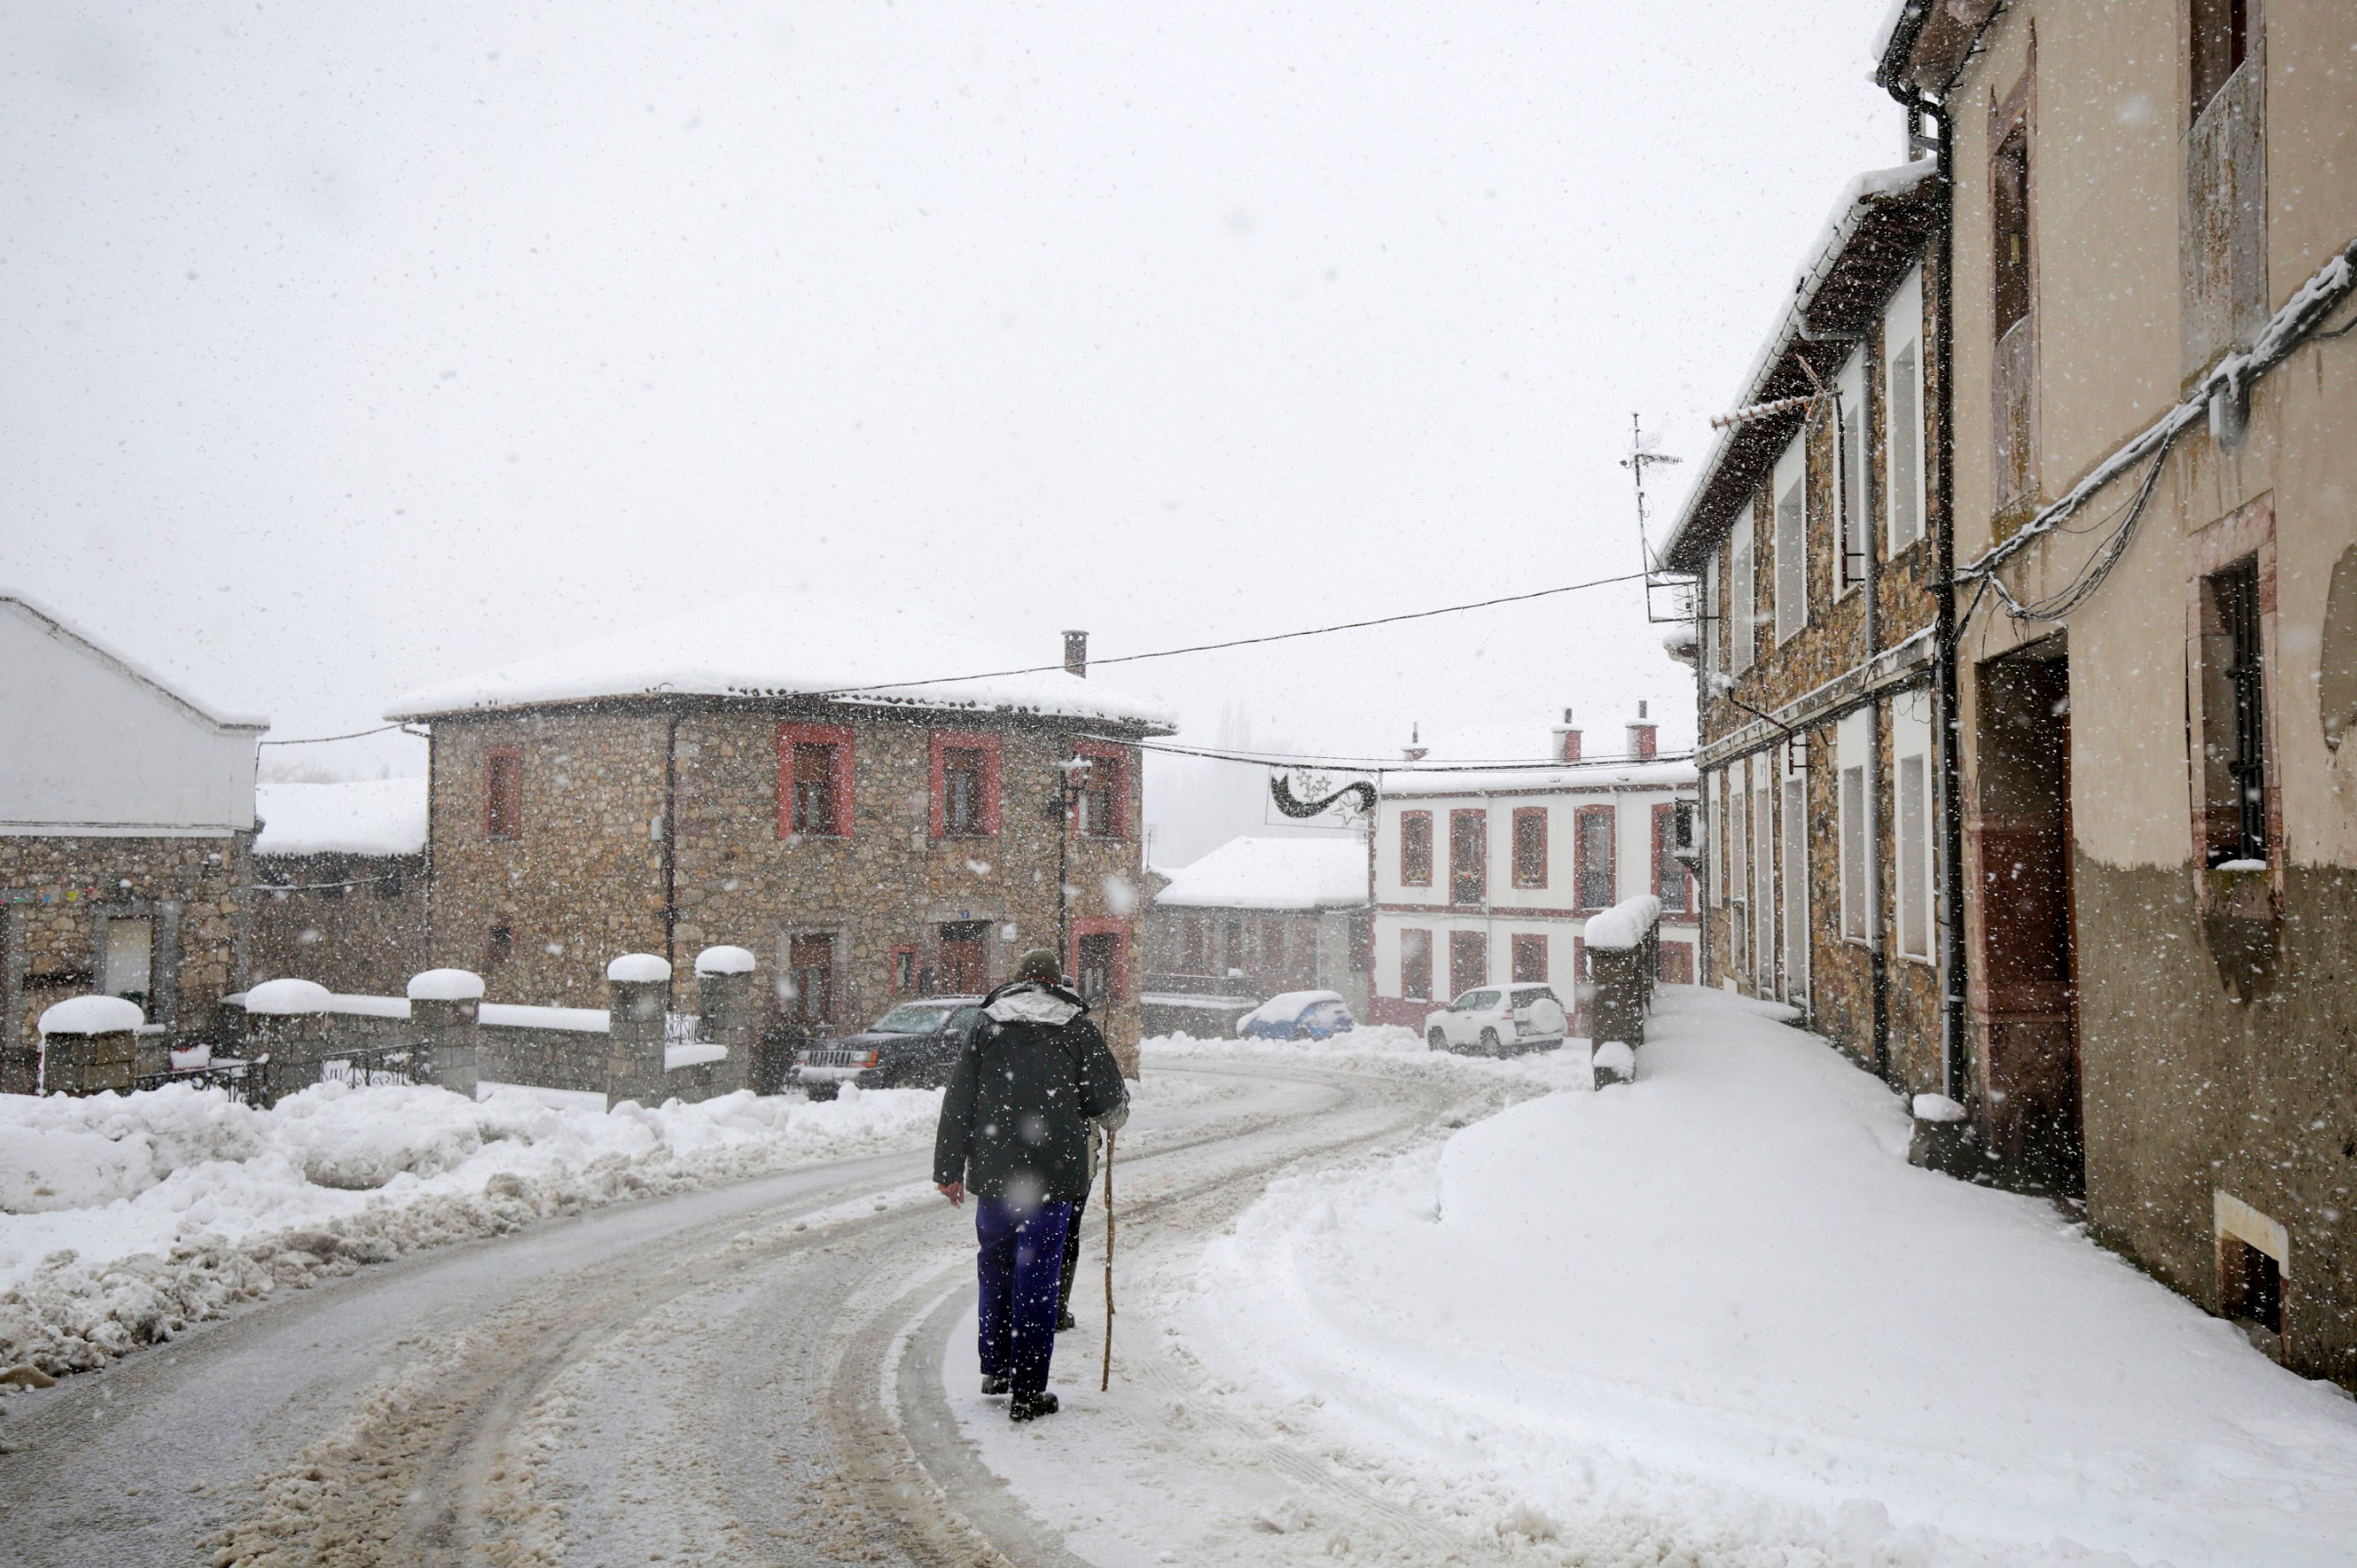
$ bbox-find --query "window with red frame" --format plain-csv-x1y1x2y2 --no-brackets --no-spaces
779,723,854,838
1512,807,1548,889
789,933,835,1022
1511,933,1547,983
485,749,523,840
1071,920,1128,1002
1574,806,1616,909
1078,754,1126,838
1399,928,1433,1000
1399,812,1433,887
1652,803,1694,914
930,730,1001,838
943,750,987,834
1450,810,1487,905
793,745,838,835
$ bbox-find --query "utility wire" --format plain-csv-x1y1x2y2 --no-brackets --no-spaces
258,722,422,747
802,570,1653,699
1115,735,1695,774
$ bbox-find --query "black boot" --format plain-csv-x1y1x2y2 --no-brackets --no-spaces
980,1373,1009,1396
1008,1389,1060,1423
1055,1308,1077,1331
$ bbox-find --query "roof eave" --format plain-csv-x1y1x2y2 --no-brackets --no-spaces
1658,173,1946,574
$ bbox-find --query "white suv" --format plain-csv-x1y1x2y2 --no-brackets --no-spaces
1425,982,1569,1056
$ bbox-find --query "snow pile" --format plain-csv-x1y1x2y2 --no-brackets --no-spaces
605,952,670,984
0,1080,944,1378
1169,986,2357,1564
1146,1028,1591,1098
253,778,428,858
243,978,332,1015
1154,837,1369,911
1230,990,1343,1034
692,944,757,976
37,996,145,1035
406,968,485,1002
1581,892,1662,951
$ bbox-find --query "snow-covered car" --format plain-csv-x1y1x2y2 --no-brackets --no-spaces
1235,990,1357,1041
1425,983,1568,1056
795,997,983,1099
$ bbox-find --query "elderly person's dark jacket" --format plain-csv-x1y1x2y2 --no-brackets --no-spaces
933,979,1129,1206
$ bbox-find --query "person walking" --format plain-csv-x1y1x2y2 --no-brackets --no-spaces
935,948,1129,1422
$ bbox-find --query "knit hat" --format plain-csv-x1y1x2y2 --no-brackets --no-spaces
1013,947,1062,983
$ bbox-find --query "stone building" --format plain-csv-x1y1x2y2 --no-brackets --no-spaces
1141,835,1371,1037
1877,0,2357,1381
386,597,1171,1068
250,778,430,996
1364,713,1698,1030
1657,160,1950,1094
0,591,265,1089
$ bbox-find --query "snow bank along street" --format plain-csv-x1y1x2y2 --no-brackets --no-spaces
956,992,2357,1567
0,1081,942,1376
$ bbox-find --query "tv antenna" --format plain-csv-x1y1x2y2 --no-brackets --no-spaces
1621,413,1690,625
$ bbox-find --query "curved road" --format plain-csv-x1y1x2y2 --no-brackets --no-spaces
0,1059,1525,1567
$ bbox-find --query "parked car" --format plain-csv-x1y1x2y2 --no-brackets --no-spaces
1235,989,1357,1041
1425,983,1567,1055
794,997,983,1098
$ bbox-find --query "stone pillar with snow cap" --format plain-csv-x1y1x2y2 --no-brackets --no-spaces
408,968,486,1099
242,977,335,1106
605,952,671,1107
1583,894,1663,1078
693,945,757,1096
36,995,146,1095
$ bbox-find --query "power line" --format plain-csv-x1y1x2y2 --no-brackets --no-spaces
258,722,423,747
265,570,1653,741
808,569,1654,698
1119,736,1696,774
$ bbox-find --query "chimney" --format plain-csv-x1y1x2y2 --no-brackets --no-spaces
1402,721,1427,763
1627,701,1658,761
1063,630,1088,678
1550,707,1582,763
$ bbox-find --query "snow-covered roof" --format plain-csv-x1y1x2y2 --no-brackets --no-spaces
1155,837,1368,911
386,593,1176,732
254,778,428,858
1380,719,1694,796
1658,161,1944,574
1382,758,1697,797
0,590,269,732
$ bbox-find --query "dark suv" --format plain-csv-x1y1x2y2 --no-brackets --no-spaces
793,997,985,1099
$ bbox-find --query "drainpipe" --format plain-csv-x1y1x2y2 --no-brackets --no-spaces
1899,86,1968,1104
662,711,680,1002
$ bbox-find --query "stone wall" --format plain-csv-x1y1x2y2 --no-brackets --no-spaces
424,703,1149,1067
250,852,427,996
1694,238,1947,1096
1,832,249,1092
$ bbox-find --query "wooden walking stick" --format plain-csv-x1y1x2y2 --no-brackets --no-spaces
1099,1127,1117,1391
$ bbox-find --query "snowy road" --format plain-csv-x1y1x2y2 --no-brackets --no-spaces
0,1057,1523,1567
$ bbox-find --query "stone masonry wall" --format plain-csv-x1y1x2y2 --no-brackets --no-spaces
1698,240,1946,1092
250,853,428,996
425,704,1147,1062
426,709,673,1005
1,833,249,1090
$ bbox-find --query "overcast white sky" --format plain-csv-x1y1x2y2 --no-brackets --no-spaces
4,1,1901,854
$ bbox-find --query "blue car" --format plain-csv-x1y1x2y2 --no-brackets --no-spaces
1236,989,1357,1041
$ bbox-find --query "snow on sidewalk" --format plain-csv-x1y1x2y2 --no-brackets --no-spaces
1157,986,2357,1566
0,1080,943,1378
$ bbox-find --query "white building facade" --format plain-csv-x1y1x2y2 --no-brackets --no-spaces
1366,717,1698,1033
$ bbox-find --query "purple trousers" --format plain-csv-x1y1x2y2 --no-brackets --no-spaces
974,1196,1073,1396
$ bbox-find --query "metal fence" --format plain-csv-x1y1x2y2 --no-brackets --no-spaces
132,1056,272,1108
